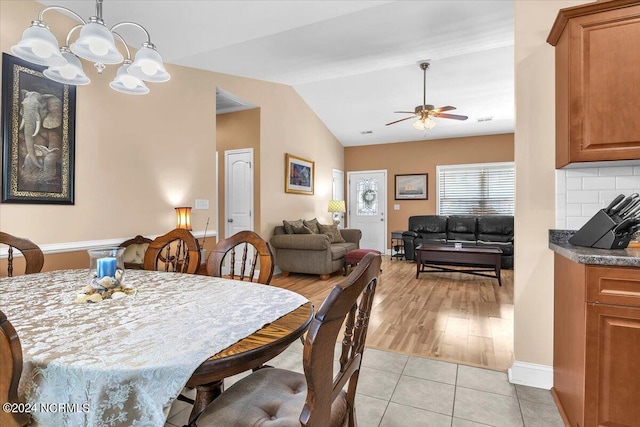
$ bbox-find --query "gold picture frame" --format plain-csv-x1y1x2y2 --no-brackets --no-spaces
285,153,314,195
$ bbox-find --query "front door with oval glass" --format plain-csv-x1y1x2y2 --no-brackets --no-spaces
347,170,387,253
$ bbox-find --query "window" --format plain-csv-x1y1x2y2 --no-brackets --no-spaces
437,162,514,216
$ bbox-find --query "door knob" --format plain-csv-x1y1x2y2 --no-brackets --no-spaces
228,218,233,223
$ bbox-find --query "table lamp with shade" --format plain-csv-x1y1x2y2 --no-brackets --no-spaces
328,200,346,227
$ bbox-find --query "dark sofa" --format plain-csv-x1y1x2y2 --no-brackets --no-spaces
402,215,514,269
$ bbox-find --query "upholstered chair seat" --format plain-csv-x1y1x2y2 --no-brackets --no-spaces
196,368,348,427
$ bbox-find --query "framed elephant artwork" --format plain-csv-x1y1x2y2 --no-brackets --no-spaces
1,53,75,204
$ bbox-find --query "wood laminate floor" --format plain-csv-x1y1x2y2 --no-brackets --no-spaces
270,256,514,372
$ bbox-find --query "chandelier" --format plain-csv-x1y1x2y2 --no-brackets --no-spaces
10,0,170,95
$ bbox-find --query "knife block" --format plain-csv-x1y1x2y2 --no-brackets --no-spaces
591,230,634,249
568,209,618,247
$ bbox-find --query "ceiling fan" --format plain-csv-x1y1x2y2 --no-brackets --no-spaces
386,61,468,130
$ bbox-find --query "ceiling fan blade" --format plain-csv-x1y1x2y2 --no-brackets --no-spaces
432,106,456,113
394,111,417,114
435,113,468,120
385,115,417,126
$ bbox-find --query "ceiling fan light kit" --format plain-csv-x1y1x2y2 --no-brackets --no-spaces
386,60,468,130
10,0,169,95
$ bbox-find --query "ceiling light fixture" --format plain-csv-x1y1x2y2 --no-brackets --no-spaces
11,0,169,95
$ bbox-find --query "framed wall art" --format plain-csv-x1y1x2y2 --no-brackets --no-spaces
395,173,428,200
1,53,76,204
285,153,314,195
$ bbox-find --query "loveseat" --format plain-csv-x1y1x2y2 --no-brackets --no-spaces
270,224,361,280
402,215,514,269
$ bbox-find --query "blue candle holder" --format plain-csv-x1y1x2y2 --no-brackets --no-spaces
88,247,126,291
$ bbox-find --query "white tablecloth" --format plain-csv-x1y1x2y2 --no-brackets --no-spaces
0,269,308,427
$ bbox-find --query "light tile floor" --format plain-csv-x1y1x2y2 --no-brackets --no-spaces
165,342,563,427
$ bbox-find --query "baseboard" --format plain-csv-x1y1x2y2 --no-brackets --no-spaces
0,230,216,258
508,360,553,390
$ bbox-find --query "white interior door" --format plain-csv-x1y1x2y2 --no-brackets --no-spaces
332,169,345,228
348,170,387,252
225,148,253,238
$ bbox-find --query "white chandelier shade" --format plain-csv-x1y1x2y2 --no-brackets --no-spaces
11,23,67,67
10,0,169,95
109,61,149,95
43,49,90,85
412,117,437,130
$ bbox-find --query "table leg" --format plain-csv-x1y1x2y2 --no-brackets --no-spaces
416,254,421,279
495,256,502,286
189,380,224,423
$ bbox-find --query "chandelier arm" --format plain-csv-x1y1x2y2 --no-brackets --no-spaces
112,32,132,61
110,22,152,45
64,24,84,47
38,6,87,25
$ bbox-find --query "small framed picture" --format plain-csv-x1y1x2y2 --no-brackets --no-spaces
1,53,76,204
395,173,428,200
285,153,314,195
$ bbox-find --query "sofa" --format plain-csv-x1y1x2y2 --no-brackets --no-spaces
270,225,361,280
402,215,514,269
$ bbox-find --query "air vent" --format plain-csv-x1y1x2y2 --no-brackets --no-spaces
216,88,257,114
477,116,493,122
360,130,373,135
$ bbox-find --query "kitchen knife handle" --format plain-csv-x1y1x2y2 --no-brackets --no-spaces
605,194,625,213
610,196,634,215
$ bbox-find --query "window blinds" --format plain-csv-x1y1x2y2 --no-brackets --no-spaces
437,163,514,216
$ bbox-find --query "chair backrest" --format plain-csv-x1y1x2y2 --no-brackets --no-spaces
301,252,382,427
0,311,30,427
143,229,201,274
206,230,274,284
119,235,152,270
0,232,44,278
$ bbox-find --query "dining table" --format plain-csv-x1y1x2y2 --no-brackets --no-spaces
0,269,312,427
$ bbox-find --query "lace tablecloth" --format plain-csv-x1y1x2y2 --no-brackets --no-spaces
0,269,309,427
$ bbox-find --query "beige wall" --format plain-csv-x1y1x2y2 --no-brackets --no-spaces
514,0,587,367
1,1,343,269
216,108,261,239
345,133,514,247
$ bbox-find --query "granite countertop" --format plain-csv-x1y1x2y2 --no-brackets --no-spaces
549,229,640,267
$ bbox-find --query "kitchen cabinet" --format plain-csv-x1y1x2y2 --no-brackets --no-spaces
554,254,640,427
548,1,640,168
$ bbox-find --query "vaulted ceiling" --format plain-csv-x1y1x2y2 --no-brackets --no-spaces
39,0,514,146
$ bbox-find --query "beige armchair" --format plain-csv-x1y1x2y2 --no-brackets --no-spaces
270,226,361,280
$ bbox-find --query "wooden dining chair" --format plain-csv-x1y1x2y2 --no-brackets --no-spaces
119,235,152,270
143,229,201,274
0,232,44,278
206,230,274,284
0,310,30,427
194,252,382,427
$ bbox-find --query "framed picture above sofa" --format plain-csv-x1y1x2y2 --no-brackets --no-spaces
285,153,314,195
395,173,427,200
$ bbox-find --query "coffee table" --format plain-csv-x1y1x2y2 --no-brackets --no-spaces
415,244,503,286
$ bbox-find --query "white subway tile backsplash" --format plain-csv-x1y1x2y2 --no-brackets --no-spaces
599,166,633,176
582,204,602,217
566,177,582,190
567,191,599,204
566,203,583,217
566,168,599,177
616,176,640,190
556,166,640,229
582,176,616,190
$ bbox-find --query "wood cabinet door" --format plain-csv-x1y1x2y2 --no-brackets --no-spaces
554,3,640,166
585,303,640,427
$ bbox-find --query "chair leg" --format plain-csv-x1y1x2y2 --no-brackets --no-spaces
319,274,330,280
188,380,224,424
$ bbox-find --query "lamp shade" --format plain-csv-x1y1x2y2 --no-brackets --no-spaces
11,23,66,67
175,207,192,230
109,61,149,95
43,50,90,85
70,20,123,64
328,200,346,213
128,44,170,83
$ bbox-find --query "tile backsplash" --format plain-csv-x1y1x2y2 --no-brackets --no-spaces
556,166,640,229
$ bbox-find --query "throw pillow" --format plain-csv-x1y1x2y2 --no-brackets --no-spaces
318,223,346,243
292,224,314,234
283,219,304,234
303,218,320,234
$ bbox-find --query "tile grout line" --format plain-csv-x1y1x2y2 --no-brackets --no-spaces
376,353,410,426
450,363,459,427
514,383,526,427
